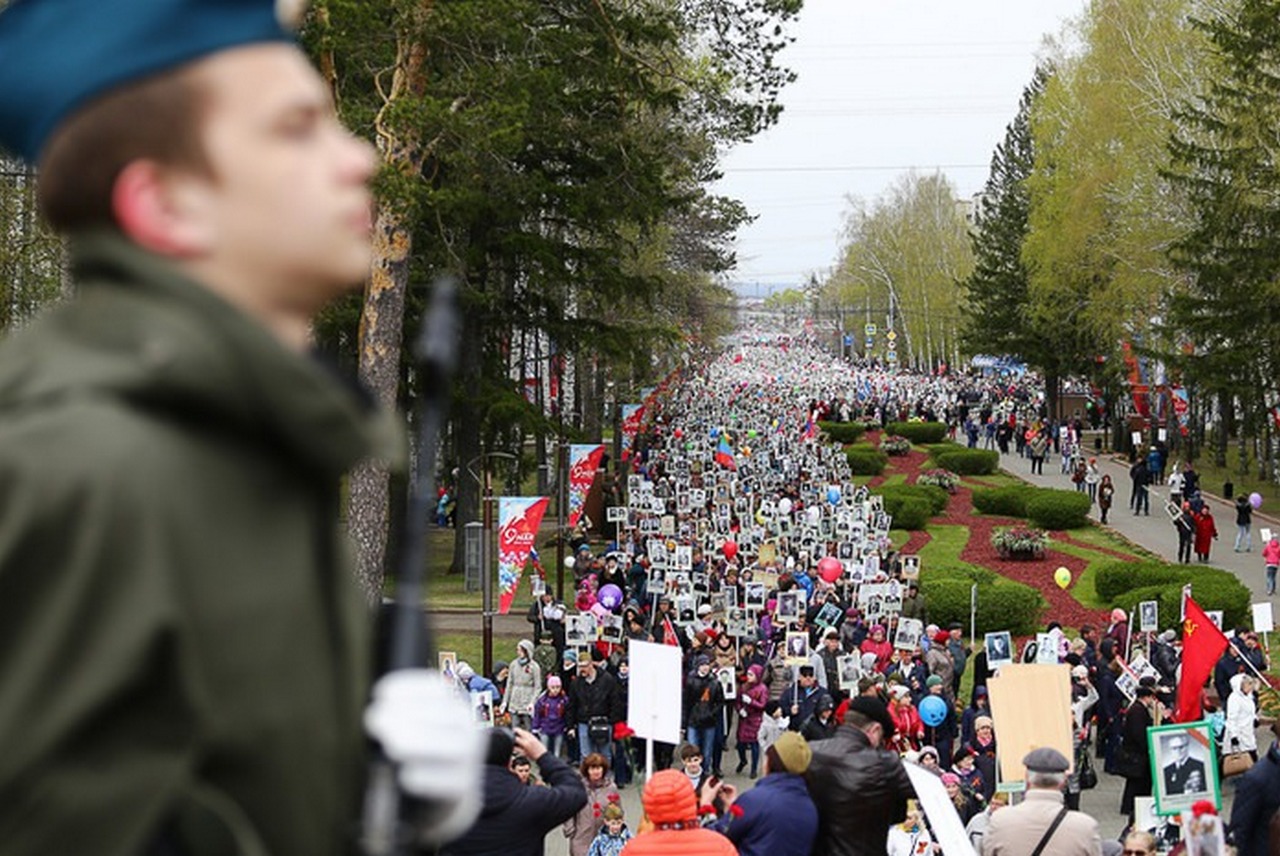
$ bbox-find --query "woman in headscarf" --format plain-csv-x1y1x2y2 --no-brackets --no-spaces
1223,674,1259,764
502,639,543,731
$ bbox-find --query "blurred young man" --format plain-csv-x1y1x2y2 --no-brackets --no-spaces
0,2,481,854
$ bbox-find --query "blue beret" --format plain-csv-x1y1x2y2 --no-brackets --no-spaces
0,0,298,162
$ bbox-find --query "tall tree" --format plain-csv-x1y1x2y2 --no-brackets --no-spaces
827,171,973,369
1164,0,1280,477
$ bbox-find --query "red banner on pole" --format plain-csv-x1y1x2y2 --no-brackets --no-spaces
497,496,550,615
567,444,605,529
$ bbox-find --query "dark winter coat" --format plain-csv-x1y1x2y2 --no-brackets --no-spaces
712,772,818,856
1229,742,1280,856
0,233,399,856
569,670,625,728
806,725,915,856
441,754,587,856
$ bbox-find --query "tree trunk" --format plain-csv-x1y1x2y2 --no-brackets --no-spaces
344,19,430,602
347,208,410,602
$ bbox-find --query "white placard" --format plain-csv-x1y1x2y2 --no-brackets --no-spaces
606,506,628,523
904,762,977,856
1132,431,1143,449
1035,632,1059,665
1252,602,1274,633
1261,527,1272,543
627,641,683,745
1158,427,1168,442
1139,600,1159,632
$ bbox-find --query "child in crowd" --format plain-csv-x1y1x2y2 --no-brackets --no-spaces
587,803,632,856
532,675,570,757
758,700,791,754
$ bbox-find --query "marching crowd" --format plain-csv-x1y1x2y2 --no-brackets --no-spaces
441,340,1278,856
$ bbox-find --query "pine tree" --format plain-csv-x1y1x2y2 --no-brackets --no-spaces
960,70,1045,362
1164,0,1280,473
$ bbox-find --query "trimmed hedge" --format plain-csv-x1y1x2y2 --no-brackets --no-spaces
819,421,867,444
887,497,931,531
933,448,999,475
886,421,949,444
846,448,887,475
919,568,1045,636
1025,490,1092,530
878,483,950,516
923,442,964,459
972,485,1036,517
1093,560,1252,632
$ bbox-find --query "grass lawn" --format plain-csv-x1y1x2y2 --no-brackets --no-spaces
436,632,523,673
1182,454,1280,506
916,524,974,567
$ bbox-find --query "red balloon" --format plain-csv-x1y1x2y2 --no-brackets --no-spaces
817,556,843,583
673,427,683,439
722,541,739,561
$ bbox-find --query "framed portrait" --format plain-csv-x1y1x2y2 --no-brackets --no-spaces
675,595,697,625
726,607,751,638
838,654,862,687
1206,610,1224,629
716,666,738,700
743,582,767,611
530,576,546,597
438,651,458,682
675,545,693,571
1139,600,1159,633
659,515,676,536
647,565,666,592
814,601,844,630
784,630,810,665
984,631,1014,668
1149,720,1220,816
894,617,923,651
599,613,624,644
900,555,921,582
471,690,495,727
775,590,801,624
723,585,738,609
606,505,629,523
566,613,596,646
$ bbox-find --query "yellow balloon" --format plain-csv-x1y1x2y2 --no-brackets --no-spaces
1054,566,1071,589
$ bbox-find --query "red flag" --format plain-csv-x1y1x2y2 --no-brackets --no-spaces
662,616,680,647
1175,596,1230,722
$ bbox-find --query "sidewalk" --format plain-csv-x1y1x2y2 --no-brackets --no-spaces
995,443,1278,609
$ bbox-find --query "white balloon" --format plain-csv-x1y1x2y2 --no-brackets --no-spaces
564,556,576,569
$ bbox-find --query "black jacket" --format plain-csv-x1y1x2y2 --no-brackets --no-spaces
567,669,624,727
440,753,586,856
805,725,915,856
1229,743,1280,856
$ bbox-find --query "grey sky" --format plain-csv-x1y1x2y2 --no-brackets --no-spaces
715,0,1086,298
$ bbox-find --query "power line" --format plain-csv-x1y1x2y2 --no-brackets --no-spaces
724,163,989,174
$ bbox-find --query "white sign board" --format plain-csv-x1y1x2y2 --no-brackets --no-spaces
1253,602,1274,634
904,762,977,856
627,641,683,745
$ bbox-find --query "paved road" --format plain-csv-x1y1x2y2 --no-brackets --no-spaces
995,438,1278,608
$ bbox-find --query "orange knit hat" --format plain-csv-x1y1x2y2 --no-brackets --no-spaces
642,769,698,825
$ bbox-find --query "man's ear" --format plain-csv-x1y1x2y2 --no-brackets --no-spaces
111,160,213,257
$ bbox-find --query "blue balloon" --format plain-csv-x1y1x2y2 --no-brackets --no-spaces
827,487,841,505
919,695,947,727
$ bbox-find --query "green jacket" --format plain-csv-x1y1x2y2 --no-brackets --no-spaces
0,233,400,856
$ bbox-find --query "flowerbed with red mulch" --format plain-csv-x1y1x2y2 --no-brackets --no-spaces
866,433,1124,630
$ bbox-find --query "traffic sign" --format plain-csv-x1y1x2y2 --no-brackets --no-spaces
864,323,877,336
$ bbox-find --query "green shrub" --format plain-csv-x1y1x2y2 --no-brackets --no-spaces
972,485,1035,517
886,421,948,444
887,497,931,531
933,448,999,475
1025,490,1092,530
919,574,1044,636
846,448,887,475
923,442,964,459
879,483,949,516
1093,560,1252,631
819,421,867,444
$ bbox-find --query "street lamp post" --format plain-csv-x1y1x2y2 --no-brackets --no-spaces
467,451,517,678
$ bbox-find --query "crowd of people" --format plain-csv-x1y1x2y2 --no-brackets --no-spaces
442,340,1277,856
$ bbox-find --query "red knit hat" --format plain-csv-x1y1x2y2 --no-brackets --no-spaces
642,769,698,825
